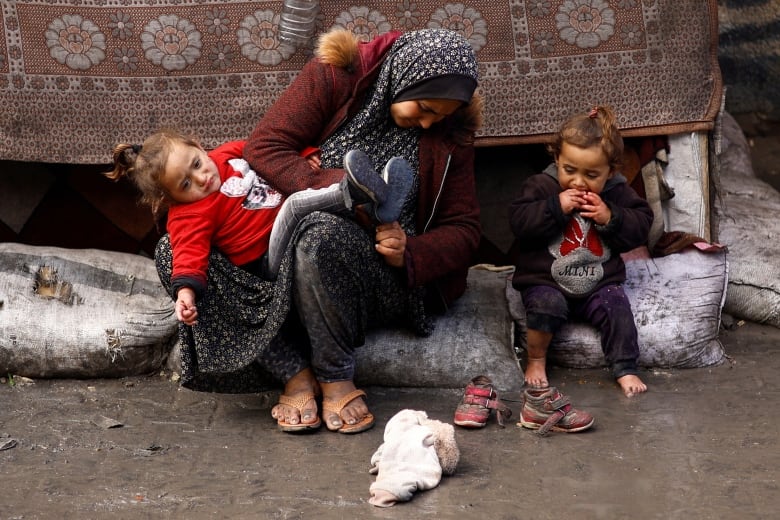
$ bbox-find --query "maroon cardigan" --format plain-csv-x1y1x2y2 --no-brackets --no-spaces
244,31,481,308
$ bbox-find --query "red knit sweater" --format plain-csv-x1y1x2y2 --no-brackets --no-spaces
168,140,281,297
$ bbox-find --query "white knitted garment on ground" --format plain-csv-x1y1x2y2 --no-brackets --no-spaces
368,410,443,507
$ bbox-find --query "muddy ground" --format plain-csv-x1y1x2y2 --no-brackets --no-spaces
1,319,779,519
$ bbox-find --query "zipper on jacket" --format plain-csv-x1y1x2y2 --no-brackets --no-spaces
423,152,453,313
423,152,451,233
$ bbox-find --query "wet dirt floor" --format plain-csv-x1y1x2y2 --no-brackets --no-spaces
1,320,779,519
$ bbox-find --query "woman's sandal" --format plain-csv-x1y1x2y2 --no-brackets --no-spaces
275,392,322,433
322,389,375,434
453,375,512,428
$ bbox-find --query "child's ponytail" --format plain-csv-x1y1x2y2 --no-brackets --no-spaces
106,143,142,181
590,105,619,157
550,105,624,173
592,105,623,172
105,130,185,221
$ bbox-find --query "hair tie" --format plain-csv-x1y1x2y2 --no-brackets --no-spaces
588,106,599,119
131,144,143,154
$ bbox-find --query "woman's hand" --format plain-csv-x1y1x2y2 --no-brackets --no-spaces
375,222,406,268
175,287,199,326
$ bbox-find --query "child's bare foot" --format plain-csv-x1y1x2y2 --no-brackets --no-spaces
525,357,549,388
271,368,321,430
617,374,647,397
321,380,375,433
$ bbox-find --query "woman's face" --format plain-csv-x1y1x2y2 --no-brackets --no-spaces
390,98,463,129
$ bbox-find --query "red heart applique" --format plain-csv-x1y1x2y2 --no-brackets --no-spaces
559,217,604,257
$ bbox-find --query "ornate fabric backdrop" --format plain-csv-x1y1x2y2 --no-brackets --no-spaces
0,0,722,164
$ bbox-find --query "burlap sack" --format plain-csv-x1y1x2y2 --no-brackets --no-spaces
356,268,523,391
0,243,177,377
507,247,727,368
717,112,780,328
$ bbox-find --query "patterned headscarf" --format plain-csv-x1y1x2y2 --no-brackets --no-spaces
320,29,477,335
319,28,478,180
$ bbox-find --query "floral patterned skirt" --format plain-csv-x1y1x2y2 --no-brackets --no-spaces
154,212,428,393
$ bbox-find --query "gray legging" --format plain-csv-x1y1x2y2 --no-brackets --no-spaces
289,213,415,382
264,181,352,278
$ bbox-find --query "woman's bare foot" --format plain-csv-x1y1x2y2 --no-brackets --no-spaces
525,357,549,388
617,374,647,397
320,380,373,432
271,368,320,427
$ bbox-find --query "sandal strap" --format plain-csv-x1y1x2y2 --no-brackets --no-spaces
278,392,317,411
537,392,573,436
548,394,571,410
322,389,367,413
537,409,567,436
462,393,512,426
462,394,504,411
464,384,497,399
495,402,512,426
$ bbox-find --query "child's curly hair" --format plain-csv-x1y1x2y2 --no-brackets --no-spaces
105,127,200,220
547,105,624,173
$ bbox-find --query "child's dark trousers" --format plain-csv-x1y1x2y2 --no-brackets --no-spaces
521,283,640,379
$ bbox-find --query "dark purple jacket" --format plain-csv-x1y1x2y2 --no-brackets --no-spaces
509,166,653,296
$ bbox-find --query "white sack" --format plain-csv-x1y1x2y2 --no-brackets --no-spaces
717,112,780,328
0,243,178,377
507,248,727,368
357,268,523,391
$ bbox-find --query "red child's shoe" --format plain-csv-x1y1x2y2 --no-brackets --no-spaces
453,375,512,428
519,387,594,435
